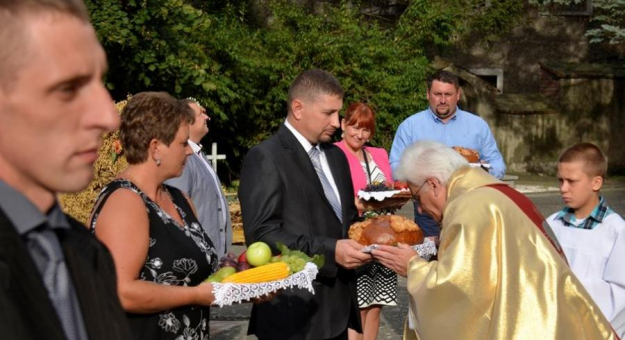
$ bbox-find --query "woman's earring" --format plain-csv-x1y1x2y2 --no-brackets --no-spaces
156,158,161,166
341,133,344,138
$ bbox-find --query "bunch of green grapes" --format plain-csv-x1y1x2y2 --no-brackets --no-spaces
274,242,326,275
280,255,308,275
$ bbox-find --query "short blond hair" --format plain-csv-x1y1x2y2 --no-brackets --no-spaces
558,143,607,179
0,0,90,89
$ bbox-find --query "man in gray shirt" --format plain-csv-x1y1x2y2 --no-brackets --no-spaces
166,99,232,258
0,0,131,339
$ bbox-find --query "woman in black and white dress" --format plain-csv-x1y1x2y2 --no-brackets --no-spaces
90,92,217,340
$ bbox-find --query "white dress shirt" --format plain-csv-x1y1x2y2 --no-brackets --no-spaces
284,120,341,205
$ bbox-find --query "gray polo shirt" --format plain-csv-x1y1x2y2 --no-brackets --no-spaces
0,180,89,340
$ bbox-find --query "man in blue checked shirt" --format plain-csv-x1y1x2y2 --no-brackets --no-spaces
390,70,506,241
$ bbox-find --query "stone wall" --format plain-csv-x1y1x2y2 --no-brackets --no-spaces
555,77,625,173
443,8,596,94
455,65,625,175
501,81,624,175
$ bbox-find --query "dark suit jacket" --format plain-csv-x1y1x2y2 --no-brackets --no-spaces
239,124,361,340
0,209,132,340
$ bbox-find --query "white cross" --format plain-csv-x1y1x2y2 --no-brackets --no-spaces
205,142,226,174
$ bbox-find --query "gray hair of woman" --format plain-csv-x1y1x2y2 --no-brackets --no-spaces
394,140,469,190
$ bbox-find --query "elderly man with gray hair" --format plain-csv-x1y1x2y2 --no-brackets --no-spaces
372,141,618,340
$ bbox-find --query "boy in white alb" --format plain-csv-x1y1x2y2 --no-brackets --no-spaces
547,143,625,337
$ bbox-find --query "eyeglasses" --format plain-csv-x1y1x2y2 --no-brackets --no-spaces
411,179,428,205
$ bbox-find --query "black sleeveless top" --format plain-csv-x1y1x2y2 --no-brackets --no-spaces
90,179,218,340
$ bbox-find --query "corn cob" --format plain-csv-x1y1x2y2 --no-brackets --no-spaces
221,262,289,284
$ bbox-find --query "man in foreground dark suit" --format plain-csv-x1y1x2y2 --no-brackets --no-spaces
0,0,132,339
239,69,372,340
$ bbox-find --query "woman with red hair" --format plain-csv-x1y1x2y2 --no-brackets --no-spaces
335,102,406,340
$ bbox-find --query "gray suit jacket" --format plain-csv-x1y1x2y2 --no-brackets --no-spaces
166,152,232,258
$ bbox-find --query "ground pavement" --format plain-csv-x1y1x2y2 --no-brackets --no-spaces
211,181,625,339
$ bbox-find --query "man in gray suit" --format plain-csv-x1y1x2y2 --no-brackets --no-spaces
166,99,232,258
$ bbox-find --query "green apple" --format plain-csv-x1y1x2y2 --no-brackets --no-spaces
205,266,236,282
246,241,272,267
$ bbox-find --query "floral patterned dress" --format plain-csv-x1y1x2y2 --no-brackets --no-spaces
90,179,218,340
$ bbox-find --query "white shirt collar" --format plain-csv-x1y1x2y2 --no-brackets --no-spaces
188,140,202,153
284,119,316,153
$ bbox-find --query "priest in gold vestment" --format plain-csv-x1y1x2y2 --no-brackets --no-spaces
372,141,619,340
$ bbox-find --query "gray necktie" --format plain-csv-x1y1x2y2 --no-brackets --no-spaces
308,147,342,222
28,229,82,340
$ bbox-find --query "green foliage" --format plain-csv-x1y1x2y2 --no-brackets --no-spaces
86,0,225,97
88,0,522,181
237,1,431,150
529,0,625,45
397,0,524,47
587,0,625,45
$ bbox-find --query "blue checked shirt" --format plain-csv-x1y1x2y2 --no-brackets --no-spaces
555,196,614,230
390,107,506,179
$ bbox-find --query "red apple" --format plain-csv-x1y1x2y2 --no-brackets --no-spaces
246,242,273,267
238,251,247,264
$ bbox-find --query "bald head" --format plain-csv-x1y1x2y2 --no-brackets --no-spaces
0,0,90,90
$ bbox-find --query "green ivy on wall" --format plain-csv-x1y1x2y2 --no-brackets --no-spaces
86,0,525,182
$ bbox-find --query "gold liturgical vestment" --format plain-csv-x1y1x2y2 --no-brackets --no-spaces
404,167,619,340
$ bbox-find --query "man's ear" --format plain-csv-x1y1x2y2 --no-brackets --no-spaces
291,99,304,120
591,176,603,192
429,178,442,196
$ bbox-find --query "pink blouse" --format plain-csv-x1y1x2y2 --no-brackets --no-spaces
335,140,394,197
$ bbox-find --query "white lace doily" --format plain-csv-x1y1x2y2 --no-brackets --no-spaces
211,262,319,307
357,189,408,201
361,238,437,261
411,239,437,260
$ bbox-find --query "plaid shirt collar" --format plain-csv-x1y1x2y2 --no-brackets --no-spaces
555,196,613,230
